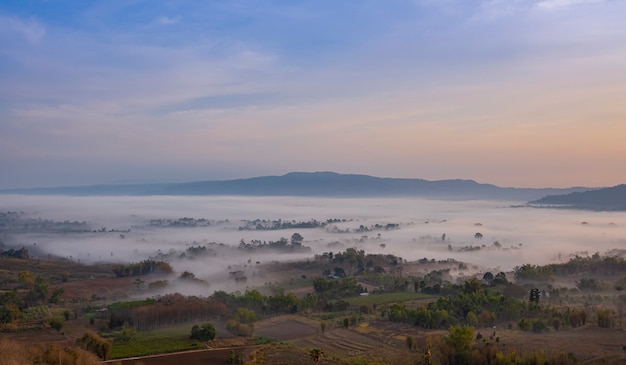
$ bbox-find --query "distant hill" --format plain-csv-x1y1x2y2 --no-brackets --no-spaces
529,184,626,211
0,171,591,201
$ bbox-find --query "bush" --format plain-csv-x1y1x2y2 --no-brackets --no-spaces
117,326,137,341
49,317,63,332
531,318,547,333
190,323,216,341
76,331,111,360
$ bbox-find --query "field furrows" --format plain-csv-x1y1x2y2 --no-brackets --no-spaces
296,329,388,356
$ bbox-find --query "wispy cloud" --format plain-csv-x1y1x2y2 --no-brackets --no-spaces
1,1,625,188
536,0,605,10
154,15,181,25
0,14,46,44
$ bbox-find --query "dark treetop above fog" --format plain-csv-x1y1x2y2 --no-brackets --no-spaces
0,172,596,202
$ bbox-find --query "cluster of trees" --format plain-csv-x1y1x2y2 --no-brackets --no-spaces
375,278,526,330
551,253,626,276
0,211,91,233
0,271,62,324
312,277,365,299
111,259,174,277
108,294,229,331
355,223,399,232
314,248,403,276
513,264,553,283
239,218,400,233
148,217,213,227
433,325,578,365
237,236,311,252
377,275,615,333
514,253,626,283
152,245,219,261
212,289,318,315
225,308,257,336
238,218,345,231
0,246,30,259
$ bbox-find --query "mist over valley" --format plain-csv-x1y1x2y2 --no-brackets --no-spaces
3,194,624,290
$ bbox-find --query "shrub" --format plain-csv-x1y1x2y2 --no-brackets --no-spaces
49,317,63,332
76,331,111,360
190,323,216,341
531,318,547,333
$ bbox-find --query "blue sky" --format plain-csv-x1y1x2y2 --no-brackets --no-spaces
1,0,626,189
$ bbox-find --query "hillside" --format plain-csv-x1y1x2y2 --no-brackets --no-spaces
0,171,589,201
529,184,626,211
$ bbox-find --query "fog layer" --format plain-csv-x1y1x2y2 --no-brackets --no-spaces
2,195,625,279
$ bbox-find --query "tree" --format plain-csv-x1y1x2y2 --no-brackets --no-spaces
444,325,474,364
474,232,483,240
309,348,324,363
236,308,257,328
576,277,602,291
18,271,35,288
482,272,494,285
462,278,482,295
466,311,478,327
49,287,64,304
26,275,49,304
291,232,304,246
343,317,350,328
493,272,508,285
529,288,540,303
190,323,216,341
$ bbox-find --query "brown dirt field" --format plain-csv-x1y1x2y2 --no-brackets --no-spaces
56,276,137,302
0,328,71,347
255,316,626,365
487,325,626,365
255,315,318,339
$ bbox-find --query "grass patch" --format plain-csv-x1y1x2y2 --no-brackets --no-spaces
109,324,203,359
254,336,278,345
345,292,433,306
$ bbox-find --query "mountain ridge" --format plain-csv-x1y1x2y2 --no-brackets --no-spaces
529,184,626,211
0,171,595,202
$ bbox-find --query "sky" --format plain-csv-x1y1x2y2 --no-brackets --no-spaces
1,0,626,189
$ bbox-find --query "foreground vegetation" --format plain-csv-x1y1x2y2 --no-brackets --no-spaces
2,243,626,364
0,338,103,365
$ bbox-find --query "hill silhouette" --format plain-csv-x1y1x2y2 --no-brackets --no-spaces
529,184,626,211
0,171,590,201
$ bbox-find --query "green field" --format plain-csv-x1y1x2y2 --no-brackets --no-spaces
110,324,204,359
345,292,434,306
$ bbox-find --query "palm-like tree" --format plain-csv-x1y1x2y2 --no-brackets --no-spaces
309,348,324,363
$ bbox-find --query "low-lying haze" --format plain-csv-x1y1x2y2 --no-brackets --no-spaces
3,195,624,293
